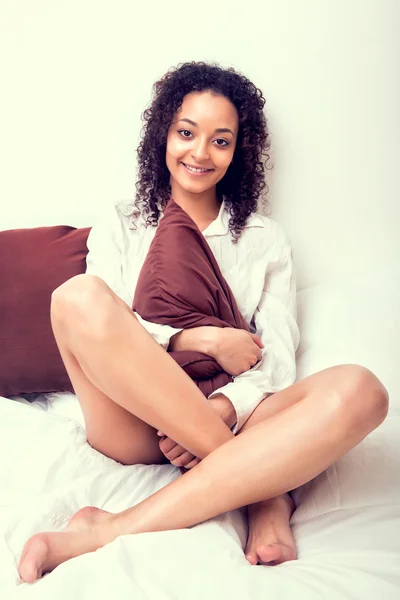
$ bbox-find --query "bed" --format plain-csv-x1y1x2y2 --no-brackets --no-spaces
1,260,399,599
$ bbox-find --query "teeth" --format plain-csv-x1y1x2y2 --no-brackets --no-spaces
184,163,209,173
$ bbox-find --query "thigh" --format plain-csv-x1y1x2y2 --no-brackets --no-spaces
240,364,367,432
51,275,166,466
58,338,166,467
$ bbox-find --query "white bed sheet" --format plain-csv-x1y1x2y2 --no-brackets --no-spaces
1,271,399,599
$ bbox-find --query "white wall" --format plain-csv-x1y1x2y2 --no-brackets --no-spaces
0,0,398,289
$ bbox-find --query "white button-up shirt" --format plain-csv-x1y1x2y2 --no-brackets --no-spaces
85,199,300,432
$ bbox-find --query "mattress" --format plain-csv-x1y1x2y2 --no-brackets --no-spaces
1,270,399,599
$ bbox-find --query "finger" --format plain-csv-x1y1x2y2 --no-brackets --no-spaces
159,436,179,454
254,351,263,363
164,443,187,461
249,333,264,348
250,354,262,367
184,457,201,470
159,442,170,459
170,451,196,467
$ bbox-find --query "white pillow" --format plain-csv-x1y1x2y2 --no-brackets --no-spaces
296,266,400,413
292,267,399,518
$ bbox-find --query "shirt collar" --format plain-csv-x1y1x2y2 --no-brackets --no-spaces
202,198,265,238
122,197,266,233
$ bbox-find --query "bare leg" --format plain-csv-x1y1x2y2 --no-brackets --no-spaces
104,365,389,524
159,394,297,564
52,270,294,566
50,274,234,462
54,346,167,465
238,393,302,566
18,365,388,581
53,271,294,563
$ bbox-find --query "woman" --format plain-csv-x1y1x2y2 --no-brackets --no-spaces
18,61,389,582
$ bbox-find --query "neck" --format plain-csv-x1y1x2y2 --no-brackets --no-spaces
170,181,221,223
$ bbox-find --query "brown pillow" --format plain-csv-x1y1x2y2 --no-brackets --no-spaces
133,199,250,398
0,225,91,397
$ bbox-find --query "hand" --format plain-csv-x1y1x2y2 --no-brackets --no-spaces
169,326,264,377
210,328,264,377
157,394,235,470
157,431,201,470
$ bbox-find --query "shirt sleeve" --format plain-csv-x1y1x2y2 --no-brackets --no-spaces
85,202,131,305
208,225,300,433
85,201,183,350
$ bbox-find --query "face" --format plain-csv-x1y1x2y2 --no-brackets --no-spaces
165,91,238,198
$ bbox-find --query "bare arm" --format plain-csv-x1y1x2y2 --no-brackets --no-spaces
163,325,263,467
158,393,237,469
169,326,263,376
168,327,217,354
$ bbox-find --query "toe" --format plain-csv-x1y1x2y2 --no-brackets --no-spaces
18,534,49,583
245,551,258,566
257,543,296,565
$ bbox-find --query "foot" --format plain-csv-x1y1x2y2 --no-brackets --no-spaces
66,506,112,532
245,493,297,566
18,507,114,583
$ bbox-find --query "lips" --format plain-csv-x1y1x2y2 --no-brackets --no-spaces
181,162,213,172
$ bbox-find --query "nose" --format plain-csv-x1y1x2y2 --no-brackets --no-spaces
191,137,210,162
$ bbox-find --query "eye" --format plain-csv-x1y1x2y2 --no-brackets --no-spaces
178,129,193,138
177,130,229,147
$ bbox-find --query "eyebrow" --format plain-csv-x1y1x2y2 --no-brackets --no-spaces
177,118,235,136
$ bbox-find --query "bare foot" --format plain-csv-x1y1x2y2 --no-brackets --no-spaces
18,507,115,583
245,493,297,566
67,506,111,532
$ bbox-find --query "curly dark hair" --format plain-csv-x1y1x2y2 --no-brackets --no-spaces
134,61,271,240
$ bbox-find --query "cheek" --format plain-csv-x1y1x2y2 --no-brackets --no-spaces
215,149,235,172
166,136,186,161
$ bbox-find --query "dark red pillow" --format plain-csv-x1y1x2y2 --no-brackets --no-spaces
0,226,91,397
133,199,250,398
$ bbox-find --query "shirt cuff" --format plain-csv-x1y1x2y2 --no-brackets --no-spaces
133,313,183,350
208,380,266,434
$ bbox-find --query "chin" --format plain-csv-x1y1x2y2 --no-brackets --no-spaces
180,183,209,194
174,174,215,193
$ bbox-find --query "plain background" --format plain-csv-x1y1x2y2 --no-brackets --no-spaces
0,0,398,289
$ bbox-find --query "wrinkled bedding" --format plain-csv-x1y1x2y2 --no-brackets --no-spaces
1,270,399,599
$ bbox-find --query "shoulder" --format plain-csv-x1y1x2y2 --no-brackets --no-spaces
87,200,147,254
91,200,151,236
242,212,292,260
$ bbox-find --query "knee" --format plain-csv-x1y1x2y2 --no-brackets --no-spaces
51,274,117,336
334,364,389,433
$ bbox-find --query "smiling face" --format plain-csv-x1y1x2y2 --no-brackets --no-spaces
166,91,238,202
